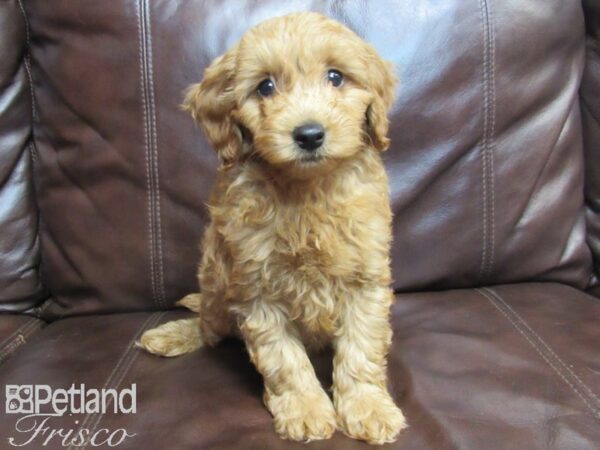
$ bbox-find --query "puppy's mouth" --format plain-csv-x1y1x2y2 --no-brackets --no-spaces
297,152,324,164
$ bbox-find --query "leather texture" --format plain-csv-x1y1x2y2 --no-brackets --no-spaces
0,2,599,448
582,0,600,296
0,315,44,364
18,0,593,317
0,0,45,312
0,284,597,449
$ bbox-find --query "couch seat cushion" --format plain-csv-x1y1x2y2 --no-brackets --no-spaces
0,283,598,449
0,315,44,364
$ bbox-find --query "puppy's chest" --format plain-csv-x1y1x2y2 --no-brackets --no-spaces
221,186,390,336
266,206,360,337
268,205,364,279
225,192,389,287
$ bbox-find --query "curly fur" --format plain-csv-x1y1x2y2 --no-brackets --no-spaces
138,12,406,444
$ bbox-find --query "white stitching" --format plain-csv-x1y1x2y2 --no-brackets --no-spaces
75,312,166,450
82,339,144,441
0,335,26,362
478,0,496,282
487,0,496,277
21,319,42,339
137,0,156,305
0,319,43,362
136,0,159,309
137,0,166,309
144,1,167,308
70,312,166,450
484,288,600,406
67,313,155,450
478,0,489,281
0,320,43,362
477,288,600,419
0,318,41,361
142,0,159,307
0,318,37,350
477,288,600,418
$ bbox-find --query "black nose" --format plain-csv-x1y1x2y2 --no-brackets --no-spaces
293,123,325,151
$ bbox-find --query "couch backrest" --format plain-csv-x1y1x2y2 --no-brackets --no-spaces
2,0,594,318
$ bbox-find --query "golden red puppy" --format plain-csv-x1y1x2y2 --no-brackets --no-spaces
138,12,405,444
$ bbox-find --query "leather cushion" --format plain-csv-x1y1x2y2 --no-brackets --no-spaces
0,315,44,364
0,283,597,448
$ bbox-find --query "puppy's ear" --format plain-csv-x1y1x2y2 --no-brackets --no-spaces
183,45,241,168
364,52,397,152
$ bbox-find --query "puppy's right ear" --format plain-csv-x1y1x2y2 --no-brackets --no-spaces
183,45,241,168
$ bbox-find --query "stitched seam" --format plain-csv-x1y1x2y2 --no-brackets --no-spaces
79,312,166,449
69,312,166,450
21,319,43,339
66,320,148,450
0,335,26,362
478,0,496,282
80,314,163,445
17,0,45,305
27,141,37,165
0,318,38,351
17,0,40,165
478,288,600,418
16,0,40,164
144,1,167,308
136,0,160,309
484,288,600,406
478,0,489,281
16,0,36,121
477,288,600,419
0,318,41,362
487,0,496,278
0,319,43,362
139,0,157,307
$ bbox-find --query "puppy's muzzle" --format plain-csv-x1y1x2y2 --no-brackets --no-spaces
293,122,325,151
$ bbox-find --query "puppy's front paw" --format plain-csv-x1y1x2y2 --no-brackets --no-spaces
267,389,336,442
336,386,407,444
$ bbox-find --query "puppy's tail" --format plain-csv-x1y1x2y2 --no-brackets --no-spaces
136,294,204,357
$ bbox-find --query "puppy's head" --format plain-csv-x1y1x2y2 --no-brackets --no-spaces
184,12,397,177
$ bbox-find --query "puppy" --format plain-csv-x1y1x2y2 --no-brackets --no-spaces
138,12,406,444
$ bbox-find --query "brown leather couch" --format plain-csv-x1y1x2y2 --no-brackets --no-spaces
1,1,599,448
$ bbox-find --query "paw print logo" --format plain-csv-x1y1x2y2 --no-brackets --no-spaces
5,385,34,414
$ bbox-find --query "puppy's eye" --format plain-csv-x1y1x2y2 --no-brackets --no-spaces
327,69,344,87
257,78,276,97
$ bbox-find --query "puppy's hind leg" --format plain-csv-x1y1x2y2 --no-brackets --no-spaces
139,225,234,357
137,292,234,357
137,316,203,357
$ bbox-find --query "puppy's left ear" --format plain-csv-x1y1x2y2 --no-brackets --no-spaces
364,51,397,152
